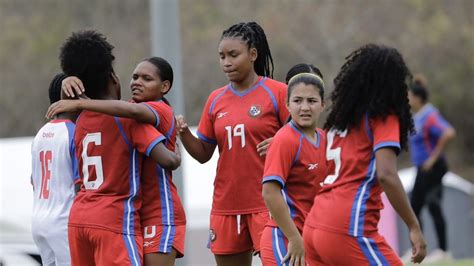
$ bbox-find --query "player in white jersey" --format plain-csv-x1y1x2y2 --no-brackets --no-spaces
31,73,79,266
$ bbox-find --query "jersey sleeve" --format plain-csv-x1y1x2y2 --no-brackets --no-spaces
196,92,218,144
142,102,161,128
262,129,299,188
426,112,452,139
125,118,166,156
277,84,290,126
371,114,401,154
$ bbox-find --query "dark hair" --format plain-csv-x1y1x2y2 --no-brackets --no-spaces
409,74,429,103
285,63,323,84
324,44,414,150
143,56,174,106
287,73,325,103
221,22,274,78
48,73,68,104
59,30,115,99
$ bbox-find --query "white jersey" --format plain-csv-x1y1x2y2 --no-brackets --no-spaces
30,119,78,265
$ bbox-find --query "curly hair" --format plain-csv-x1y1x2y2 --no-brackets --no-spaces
59,30,115,99
324,44,414,150
221,22,274,78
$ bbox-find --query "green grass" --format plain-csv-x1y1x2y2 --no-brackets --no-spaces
405,259,473,266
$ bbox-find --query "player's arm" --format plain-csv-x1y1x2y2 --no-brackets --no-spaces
47,99,157,125
262,182,305,266
175,115,216,163
149,141,181,170
375,148,427,264
422,125,455,171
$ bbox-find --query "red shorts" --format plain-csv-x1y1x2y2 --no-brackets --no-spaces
260,226,291,265
143,224,185,258
68,226,143,266
303,226,402,266
208,212,269,255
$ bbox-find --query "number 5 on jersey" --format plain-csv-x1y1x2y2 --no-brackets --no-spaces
82,133,104,190
323,129,347,185
225,124,246,150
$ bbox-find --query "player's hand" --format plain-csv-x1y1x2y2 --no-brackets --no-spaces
175,115,188,134
46,100,80,119
409,227,427,264
257,137,273,156
62,76,85,98
282,235,306,266
421,157,436,172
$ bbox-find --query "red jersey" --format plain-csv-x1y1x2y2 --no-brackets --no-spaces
140,100,186,226
305,114,401,237
69,111,165,235
262,122,327,232
198,77,289,215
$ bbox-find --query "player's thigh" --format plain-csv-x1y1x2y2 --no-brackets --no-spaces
144,248,178,266
302,226,325,266
247,211,270,252
209,214,253,255
214,251,252,266
260,226,289,266
49,221,71,265
68,226,94,266
93,229,143,266
32,232,55,266
143,224,185,258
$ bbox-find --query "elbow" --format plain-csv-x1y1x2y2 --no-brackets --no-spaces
446,128,456,140
376,169,398,186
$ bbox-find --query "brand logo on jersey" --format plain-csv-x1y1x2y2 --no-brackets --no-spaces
209,229,216,242
143,241,155,247
308,163,318,170
42,132,54,138
248,105,262,117
217,112,228,119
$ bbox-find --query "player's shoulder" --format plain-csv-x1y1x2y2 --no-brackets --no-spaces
274,123,300,144
144,100,173,114
262,77,287,91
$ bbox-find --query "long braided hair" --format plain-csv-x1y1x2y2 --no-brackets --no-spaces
221,22,274,78
324,44,414,150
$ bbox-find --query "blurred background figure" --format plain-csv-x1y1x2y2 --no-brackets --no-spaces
405,74,456,263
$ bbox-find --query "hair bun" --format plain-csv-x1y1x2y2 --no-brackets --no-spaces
413,74,428,88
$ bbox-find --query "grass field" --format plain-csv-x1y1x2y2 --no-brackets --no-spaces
406,259,473,266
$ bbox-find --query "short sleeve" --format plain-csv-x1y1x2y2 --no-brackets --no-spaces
371,115,401,154
197,93,218,144
426,112,452,139
142,102,161,128
127,119,165,156
262,128,300,188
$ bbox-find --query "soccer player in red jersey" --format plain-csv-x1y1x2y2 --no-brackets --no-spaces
59,30,180,266
303,44,427,266
176,22,289,266
48,57,185,266
260,71,327,266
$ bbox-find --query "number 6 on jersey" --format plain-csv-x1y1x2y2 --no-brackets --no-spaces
82,133,104,190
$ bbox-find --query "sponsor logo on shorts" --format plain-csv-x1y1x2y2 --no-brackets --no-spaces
209,229,216,242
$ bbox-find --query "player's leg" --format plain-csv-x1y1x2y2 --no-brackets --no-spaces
426,159,448,251
355,234,403,266
302,225,326,266
260,226,289,266
209,214,253,266
247,211,270,256
32,230,55,266
68,226,95,266
143,224,185,266
49,219,71,266
410,168,428,230
91,228,143,266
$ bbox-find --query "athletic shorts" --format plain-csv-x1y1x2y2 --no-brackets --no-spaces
208,212,269,255
260,226,294,266
303,226,402,266
68,226,143,266
143,224,185,258
32,219,70,266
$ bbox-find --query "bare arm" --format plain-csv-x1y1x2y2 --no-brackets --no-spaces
262,182,305,266
175,115,216,163
47,99,157,125
149,142,181,170
422,127,455,171
376,148,427,264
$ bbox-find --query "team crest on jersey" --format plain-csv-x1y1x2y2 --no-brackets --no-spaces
209,229,216,242
248,104,262,118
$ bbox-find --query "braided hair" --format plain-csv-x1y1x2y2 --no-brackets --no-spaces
221,22,274,78
324,44,414,150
